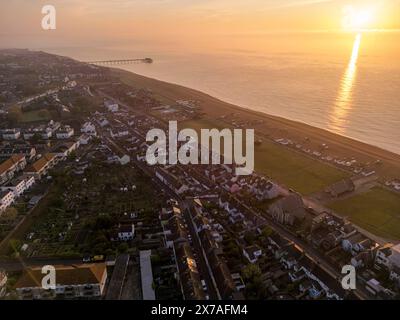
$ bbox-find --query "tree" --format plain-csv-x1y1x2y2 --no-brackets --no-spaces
68,151,77,161
242,264,262,282
262,226,274,238
242,264,265,300
93,215,113,230
118,242,129,254
31,133,42,144
244,231,256,244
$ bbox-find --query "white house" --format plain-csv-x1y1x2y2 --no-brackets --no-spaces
56,126,74,139
79,134,92,145
118,155,131,166
53,141,80,158
374,244,393,270
0,190,15,213
81,122,97,136
243,245,262,264
341,233,367,255
117,224,135,241
104,100,119,113
2,129,21,140
111,129,129,138
23,129,51,140
1,175,36,197
22,175,35,190
0,155,27,185
98,118,109,127
1,177,26,197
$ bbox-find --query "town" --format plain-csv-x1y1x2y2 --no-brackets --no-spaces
145,120,255,175
0,49,399,301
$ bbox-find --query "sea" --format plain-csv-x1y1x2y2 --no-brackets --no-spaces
43,32,400,155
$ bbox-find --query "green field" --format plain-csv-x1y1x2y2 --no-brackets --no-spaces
8,105,52,123
181,119,349,195
20,110,52,123
328,187,400,240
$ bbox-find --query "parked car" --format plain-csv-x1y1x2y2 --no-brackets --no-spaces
92,255,105,262
201,279,208,292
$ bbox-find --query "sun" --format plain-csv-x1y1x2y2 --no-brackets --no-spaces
342,5,375,31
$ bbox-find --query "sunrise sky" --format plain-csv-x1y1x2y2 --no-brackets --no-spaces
1,0,399,48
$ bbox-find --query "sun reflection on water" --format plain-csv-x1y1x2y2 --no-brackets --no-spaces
329,33,362,134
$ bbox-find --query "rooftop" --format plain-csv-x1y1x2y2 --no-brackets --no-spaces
14,263,106,288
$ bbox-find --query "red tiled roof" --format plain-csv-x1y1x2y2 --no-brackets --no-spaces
0,154,25,175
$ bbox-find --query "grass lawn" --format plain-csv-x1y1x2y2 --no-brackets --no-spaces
181,119,349,194
20,110,51,123
328,187,400,240
8,105,52,123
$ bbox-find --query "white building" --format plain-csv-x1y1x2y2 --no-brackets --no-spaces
117,224,135,241
243,245,262,264
0,190,15,213
56,126,74,139
22,175,35,190
1,177,26,197
104,100,119,113
23,129,52,140
118,155,130,166
374,244,393,269
81,122,97,136
1,175,35,198
79,134,92,145
2,129,21,140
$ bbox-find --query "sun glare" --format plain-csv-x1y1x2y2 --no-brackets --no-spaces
342,5,375,31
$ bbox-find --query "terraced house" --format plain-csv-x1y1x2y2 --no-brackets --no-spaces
0,154,27,185
24,153,59,180
14,263,108,300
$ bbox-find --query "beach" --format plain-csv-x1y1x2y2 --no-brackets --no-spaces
112,67,400,182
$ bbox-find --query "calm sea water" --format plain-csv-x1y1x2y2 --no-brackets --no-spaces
45,32,400,154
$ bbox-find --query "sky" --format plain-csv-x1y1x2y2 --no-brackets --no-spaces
0,0,399,48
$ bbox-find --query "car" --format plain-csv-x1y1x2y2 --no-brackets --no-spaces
92,255,105,262
201,280,207,291
168,198,179,206
82,255,91,263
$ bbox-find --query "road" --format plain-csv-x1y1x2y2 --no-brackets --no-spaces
96,121,220,300
225,194,370,300
96,91,371,300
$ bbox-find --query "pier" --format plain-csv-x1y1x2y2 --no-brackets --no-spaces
85,58,153,65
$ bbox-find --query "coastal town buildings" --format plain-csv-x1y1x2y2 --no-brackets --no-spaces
0,155,27,185
14,264,108,299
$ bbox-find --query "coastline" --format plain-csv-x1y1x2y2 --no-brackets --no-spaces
111,67,400,181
